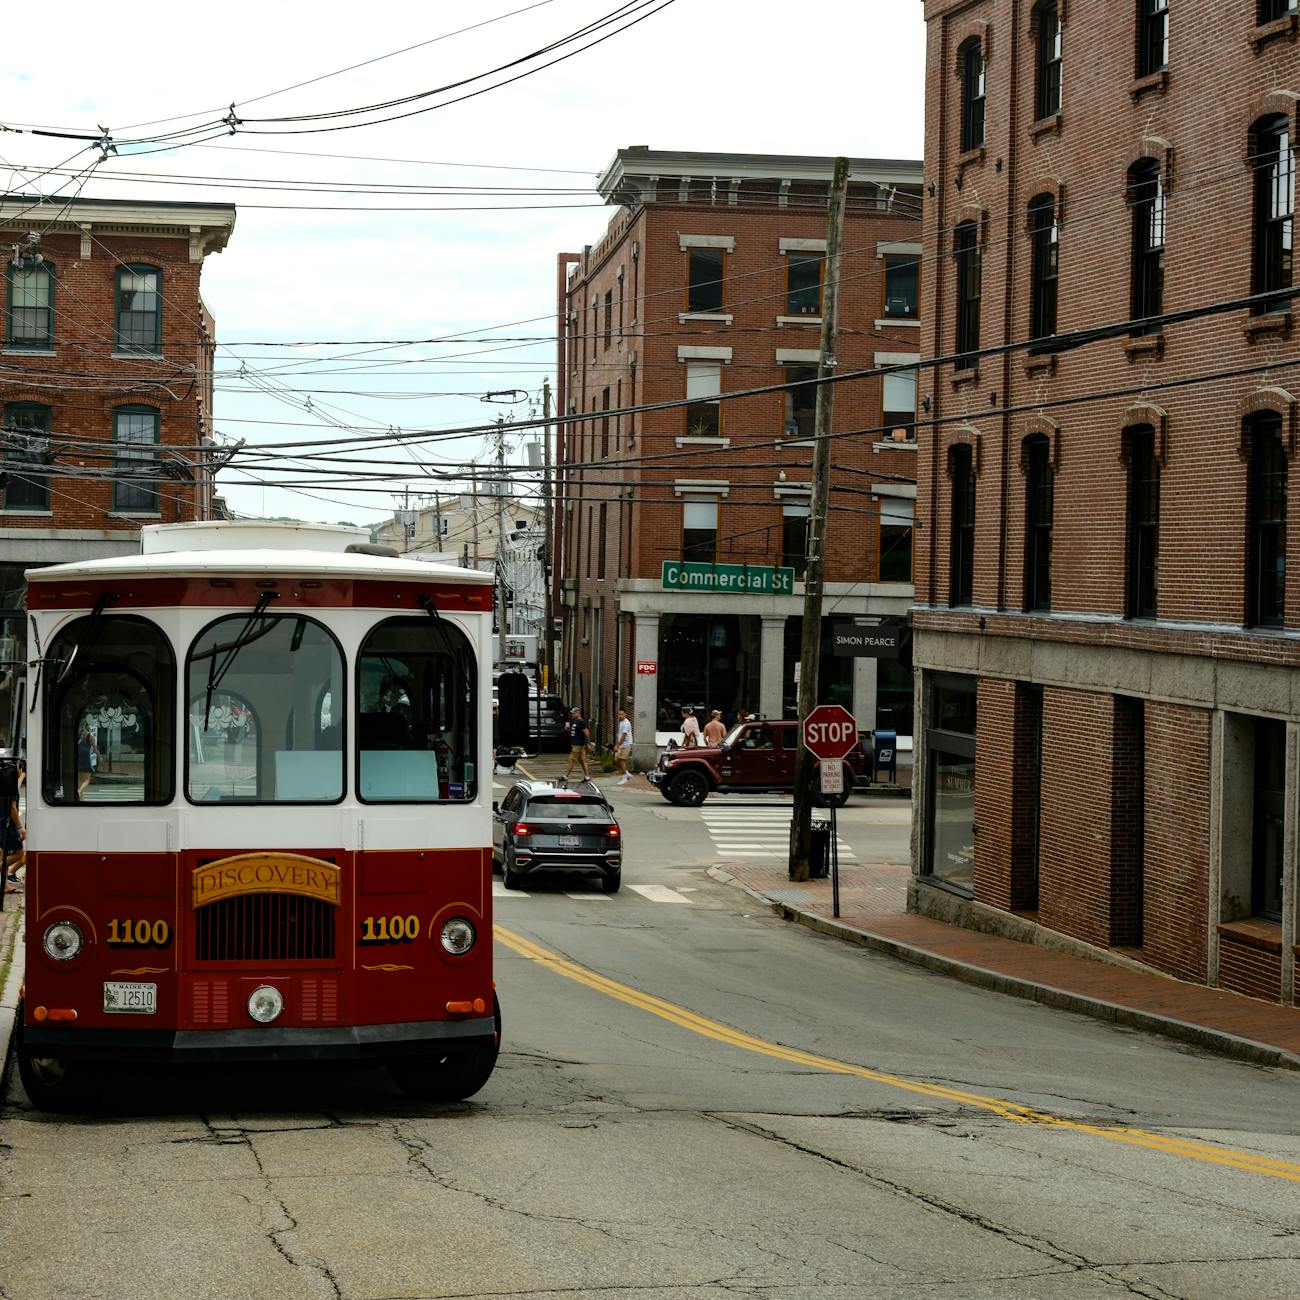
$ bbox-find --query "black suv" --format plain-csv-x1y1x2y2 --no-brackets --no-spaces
492,780,622,893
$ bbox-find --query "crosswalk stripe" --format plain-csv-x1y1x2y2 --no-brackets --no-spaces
492,882,528,898
628,883,691,904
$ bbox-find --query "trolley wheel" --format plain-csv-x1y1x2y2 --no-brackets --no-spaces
388,994,501,1102
15,1002,88,1113
666,769,710,807
599,871,622,895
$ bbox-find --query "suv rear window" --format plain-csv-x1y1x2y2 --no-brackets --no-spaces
525,796,611,819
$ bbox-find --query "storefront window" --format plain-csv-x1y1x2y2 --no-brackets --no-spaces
783,617,854,718
926,675,976,890
875,625,913,737
656,614,760,729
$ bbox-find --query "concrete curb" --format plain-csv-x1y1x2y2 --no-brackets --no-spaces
707,865,1300,1073
0,901,24,1089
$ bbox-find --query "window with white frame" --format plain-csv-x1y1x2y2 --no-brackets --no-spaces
685,362,722,436
682,498,718,564
882,368,918,441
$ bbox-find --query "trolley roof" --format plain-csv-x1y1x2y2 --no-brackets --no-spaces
25,521,493,587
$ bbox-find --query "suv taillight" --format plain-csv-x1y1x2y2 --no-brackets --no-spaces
513,822,533,837
605,824,621,838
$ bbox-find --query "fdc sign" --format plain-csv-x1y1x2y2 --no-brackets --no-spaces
802,704,858,761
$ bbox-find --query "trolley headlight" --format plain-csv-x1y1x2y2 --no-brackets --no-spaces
42,920,84,962
247,985,284,1024
439,917,476,956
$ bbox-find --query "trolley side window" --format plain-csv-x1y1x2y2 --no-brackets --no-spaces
357,616,476,803
186,614,344,804
43,615,176,806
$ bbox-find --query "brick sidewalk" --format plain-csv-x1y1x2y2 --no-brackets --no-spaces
716,858,1300,1068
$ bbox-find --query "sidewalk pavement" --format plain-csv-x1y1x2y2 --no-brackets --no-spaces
710,857,1300,1071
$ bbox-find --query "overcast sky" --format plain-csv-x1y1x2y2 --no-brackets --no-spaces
1,0,925,526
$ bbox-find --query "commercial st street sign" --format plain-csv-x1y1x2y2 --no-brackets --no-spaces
661,561,796,595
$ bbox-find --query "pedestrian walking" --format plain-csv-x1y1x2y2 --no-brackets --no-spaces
702,709,727,746
614,709,634,784
680,708,701,748
563,707,592,780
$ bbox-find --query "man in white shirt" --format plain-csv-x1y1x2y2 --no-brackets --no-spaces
614,709,634,784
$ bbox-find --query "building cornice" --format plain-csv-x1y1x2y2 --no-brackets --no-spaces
0,195,236,260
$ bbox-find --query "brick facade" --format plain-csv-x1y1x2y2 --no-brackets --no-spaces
557,151,922,749
0,197,235,549
912,2,1300,1002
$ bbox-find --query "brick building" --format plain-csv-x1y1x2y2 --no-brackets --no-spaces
913,1,1299,1001
0,195,235,742
557,149,923,761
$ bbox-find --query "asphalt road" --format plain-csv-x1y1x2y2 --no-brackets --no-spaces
3,774,1299,1298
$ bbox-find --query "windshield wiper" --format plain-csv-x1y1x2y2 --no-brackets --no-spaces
201,591,280,728
53,592,119,686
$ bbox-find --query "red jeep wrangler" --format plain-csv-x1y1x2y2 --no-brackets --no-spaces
647,718,865,807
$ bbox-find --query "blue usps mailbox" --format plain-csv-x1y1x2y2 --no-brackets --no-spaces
872,729,897,783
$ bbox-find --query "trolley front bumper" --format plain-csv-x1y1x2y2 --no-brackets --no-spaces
22,1015,496,1065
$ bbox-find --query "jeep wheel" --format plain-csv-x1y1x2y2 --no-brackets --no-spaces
666,768,710,806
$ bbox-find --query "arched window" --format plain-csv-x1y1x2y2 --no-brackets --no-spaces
43,615,176,805
954,221,981,368
115,264,161,352
7,260,54,348
187,613,344,803
1024,435,1053,611
357,616,477,802
949,444,976,607
1246,413,1287,627
1028,195,1059,340
1251,116,1294,314
1,402,53,511
1125,426,1160,619
1128,159,1165,331
112,406,161,512
960,38,986,152
1034,1,1062,120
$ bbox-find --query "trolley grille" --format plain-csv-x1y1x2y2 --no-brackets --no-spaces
194,893,337,963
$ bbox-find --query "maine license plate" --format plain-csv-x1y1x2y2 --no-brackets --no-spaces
103,981,157,1014
559,835,580,848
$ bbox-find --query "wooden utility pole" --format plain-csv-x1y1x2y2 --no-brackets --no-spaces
541,379,556,692
495,418,508,667
789,156,850,882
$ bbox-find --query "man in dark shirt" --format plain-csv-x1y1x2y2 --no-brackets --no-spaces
563,707,591,780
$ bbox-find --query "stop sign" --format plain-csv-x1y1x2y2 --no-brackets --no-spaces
802,704,859,760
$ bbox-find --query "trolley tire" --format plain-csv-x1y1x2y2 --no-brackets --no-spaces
388,994,501,1103
666,769,710,807
599,871,621,895
15,1002,89,1113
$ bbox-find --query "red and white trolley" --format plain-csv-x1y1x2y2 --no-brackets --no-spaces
16,521,499,1108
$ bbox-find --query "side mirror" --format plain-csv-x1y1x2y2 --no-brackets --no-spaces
491,800,500,814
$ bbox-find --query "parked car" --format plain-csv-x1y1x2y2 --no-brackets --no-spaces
647,718,867,807
492,779,622,892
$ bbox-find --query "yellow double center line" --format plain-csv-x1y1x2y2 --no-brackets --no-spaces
496,924,1300,1184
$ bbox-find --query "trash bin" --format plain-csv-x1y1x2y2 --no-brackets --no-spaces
808,818,832,879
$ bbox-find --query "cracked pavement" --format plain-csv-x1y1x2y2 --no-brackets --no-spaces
4,801,1300,1298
